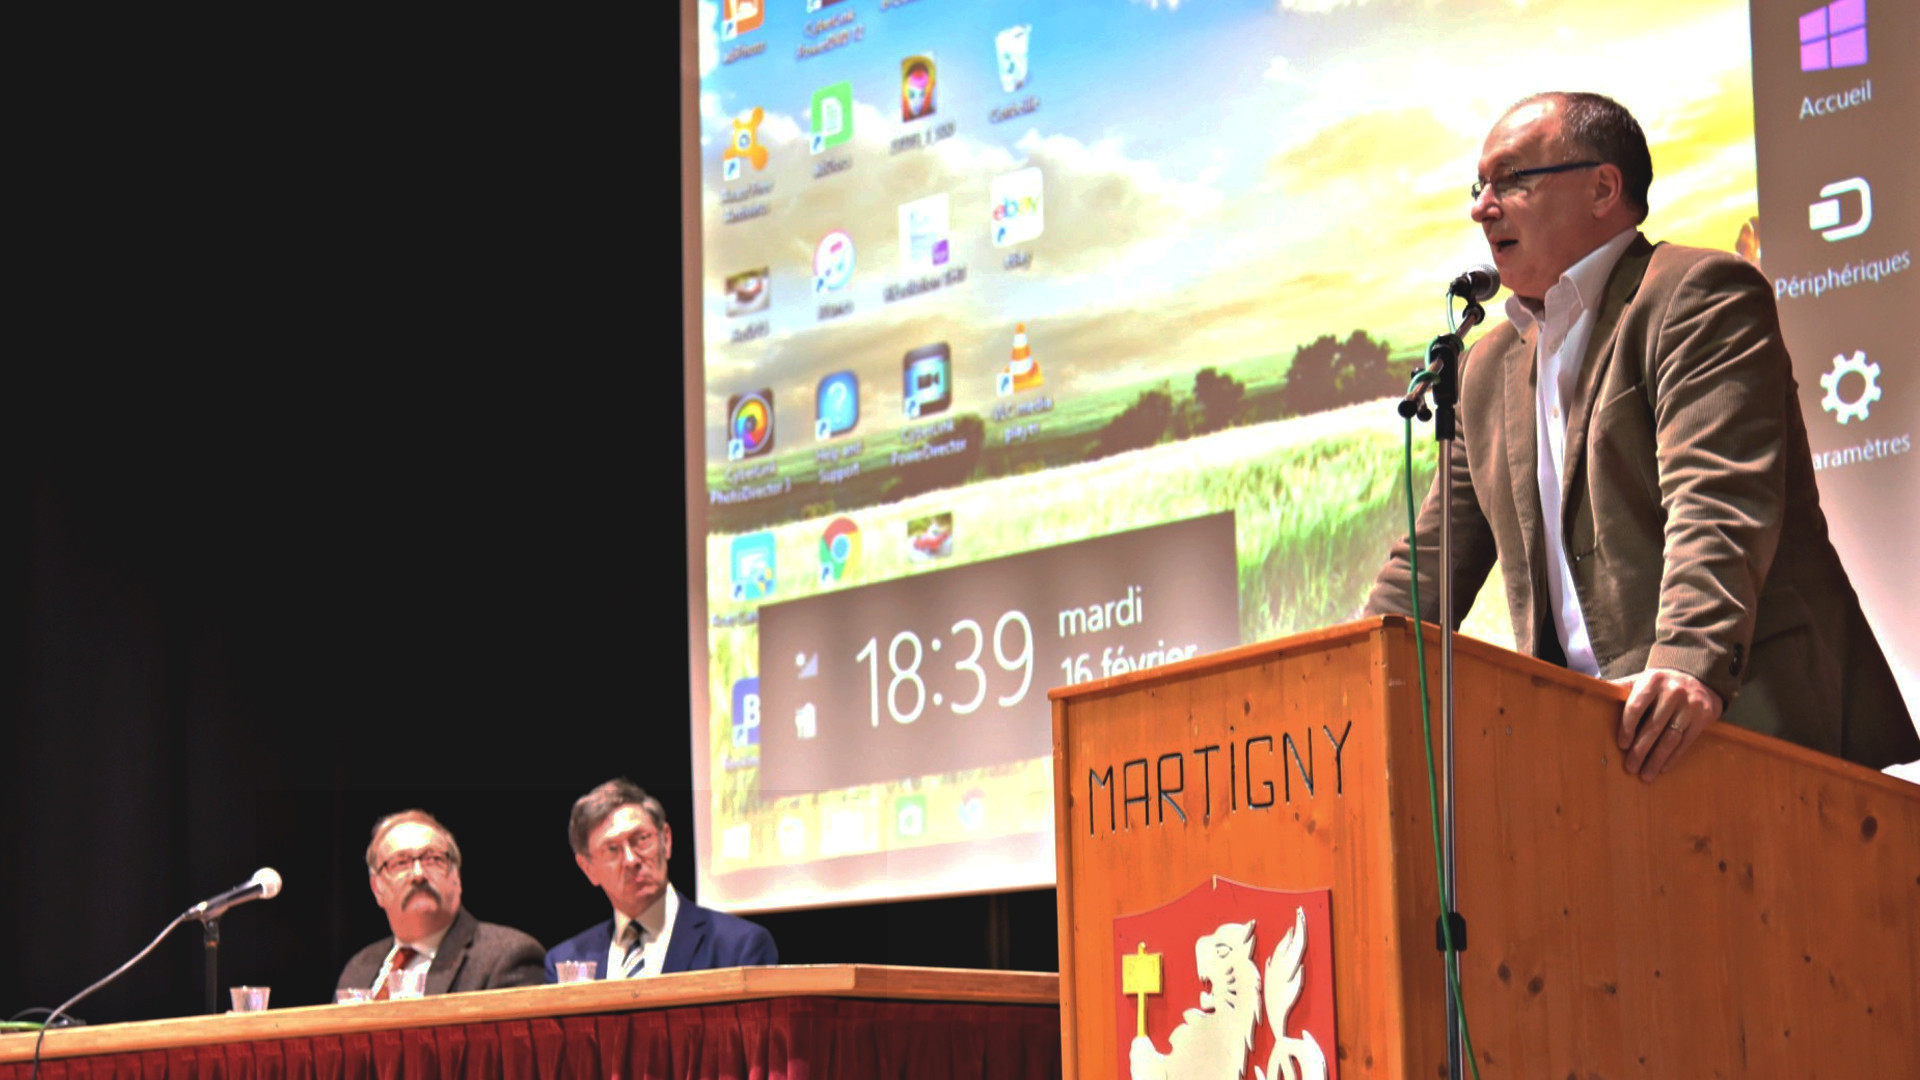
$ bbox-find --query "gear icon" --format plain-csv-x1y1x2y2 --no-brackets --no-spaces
1819,350,1881,425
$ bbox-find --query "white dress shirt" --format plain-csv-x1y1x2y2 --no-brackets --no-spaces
372,921,452,995
608,887,679,979
1504,227,1640,677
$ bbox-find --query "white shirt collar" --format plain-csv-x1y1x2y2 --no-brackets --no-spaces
373,920,450,993
613,886,673,945
397,919,453,959
1505,227,1640,336
608,888,678,979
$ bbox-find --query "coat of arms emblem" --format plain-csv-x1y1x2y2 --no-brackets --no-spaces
1114,878,1336,1080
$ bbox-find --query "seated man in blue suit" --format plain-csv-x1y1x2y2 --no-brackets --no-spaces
545,778,777,981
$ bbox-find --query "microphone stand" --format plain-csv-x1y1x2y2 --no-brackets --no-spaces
203,916,221,1015
28,913,190,1079
1399,295,1485,1080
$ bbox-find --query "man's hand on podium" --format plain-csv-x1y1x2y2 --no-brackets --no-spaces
1615,667,1724,782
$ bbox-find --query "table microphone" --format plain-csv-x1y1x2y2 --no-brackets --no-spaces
186,867,283,922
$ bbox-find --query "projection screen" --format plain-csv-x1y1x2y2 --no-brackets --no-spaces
684,0,1918,912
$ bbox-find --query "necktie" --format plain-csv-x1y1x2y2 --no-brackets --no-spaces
373,945,420,1001
618,924,646,978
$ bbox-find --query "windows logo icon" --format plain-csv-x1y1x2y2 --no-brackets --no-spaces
1800,1,1867,72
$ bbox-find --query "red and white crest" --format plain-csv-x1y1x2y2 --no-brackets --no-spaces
1114,878,1337,1080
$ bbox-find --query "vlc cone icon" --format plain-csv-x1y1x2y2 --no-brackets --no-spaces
1004,323,1043,393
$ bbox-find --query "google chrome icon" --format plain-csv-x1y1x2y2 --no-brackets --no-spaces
819,517,860,583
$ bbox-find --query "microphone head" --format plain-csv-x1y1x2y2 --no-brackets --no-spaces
1450,264,1501,302
251,867,284,899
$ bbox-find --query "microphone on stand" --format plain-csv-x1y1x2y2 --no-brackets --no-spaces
1401,267,1499,420
185,868,283,922
1447,264,1501,302
27,869,286,1078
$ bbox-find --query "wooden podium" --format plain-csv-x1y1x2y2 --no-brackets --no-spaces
1051,616,1918,1078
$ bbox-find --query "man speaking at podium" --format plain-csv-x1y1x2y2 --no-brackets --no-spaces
546,779,777,980
1366,91,1917,780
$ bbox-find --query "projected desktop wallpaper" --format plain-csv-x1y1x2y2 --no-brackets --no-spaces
685,0,1915,909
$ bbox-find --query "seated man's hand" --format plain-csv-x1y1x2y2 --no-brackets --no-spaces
1614,667,1724,782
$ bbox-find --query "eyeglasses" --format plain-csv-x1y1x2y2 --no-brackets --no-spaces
592,829,660,864
1471,161,1602,203
375,849,457,879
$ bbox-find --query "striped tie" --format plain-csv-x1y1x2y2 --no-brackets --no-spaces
373,946,419,1001
618,924,646,978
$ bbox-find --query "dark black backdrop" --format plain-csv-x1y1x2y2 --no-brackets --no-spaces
2,10,1056,1027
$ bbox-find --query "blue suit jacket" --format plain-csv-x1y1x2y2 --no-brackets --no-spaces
544,890,777,981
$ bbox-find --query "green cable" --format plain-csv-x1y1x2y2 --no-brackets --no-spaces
1401,402,1484,1080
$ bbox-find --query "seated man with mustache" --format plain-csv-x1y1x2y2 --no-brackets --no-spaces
336,809,546,998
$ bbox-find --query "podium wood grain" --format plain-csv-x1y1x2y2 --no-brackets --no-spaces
1052,616,1918,1078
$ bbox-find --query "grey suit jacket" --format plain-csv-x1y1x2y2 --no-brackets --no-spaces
336,907,546,996
1368,235,1917,768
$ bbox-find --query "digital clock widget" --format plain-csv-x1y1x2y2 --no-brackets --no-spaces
754,513,1240,796
727,389,774,460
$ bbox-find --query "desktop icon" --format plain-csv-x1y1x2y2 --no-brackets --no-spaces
996,25,1031,94
990,167,1044,247
730,532,776,602
902,343,952,419
811,81,854,154
998,323,1043,396
722,0,764,40
1800,1,1867,72
1809,177,1871,242
721,823,752,858
816,370,859,439
813,230,856,294
725,268,769,317
727,389,774,460
958,788,986,830
894,794,928,838
901,55,937,121
906,512,954,562
898,194,951,271
722,106,769,181
730,677,761,749
819,516,861,583
777,816,807,857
